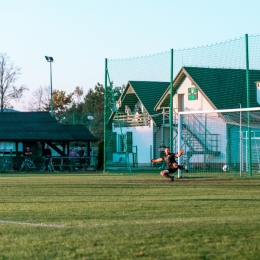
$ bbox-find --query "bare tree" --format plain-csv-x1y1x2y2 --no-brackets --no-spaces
0,53,28,112
74,86,84,104
27,86,50,111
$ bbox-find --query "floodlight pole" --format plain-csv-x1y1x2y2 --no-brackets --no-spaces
45,56,54,117
50,61,54,117
170,49,173,151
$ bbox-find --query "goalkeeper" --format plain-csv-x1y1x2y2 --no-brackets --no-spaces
150,147,188,181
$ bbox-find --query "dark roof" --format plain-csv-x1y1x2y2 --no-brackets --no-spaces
115,81,170,126
156,67,260,110
62,125,97,141
0,112,97,141
183,67,260,109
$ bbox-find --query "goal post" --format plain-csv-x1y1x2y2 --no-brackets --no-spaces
177,107,260,178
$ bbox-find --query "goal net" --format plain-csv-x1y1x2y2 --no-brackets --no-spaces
177,107,260,177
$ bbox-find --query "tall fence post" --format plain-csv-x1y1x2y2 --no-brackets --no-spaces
178,113,182,178
245,34,252,177
103,58,108,173
170,49,174,151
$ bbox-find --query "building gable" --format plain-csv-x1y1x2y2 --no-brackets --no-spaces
112,81,170,126
156,67,260,111
184,67,260,109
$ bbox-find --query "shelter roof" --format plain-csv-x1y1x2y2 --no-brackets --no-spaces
0,112,97,141
62,125,97,141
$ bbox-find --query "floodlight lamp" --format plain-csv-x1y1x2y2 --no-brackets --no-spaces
45,56,54,62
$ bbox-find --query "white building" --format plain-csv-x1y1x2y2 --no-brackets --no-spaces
107,81,169,167
156,67,260,171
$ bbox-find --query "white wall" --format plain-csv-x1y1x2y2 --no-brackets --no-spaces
174,76,228,164
174,77,215,111
113,122,154,165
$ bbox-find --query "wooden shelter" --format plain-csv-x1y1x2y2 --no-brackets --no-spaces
0,112,97,157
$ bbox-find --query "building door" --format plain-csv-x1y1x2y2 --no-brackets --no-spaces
178,94,184,112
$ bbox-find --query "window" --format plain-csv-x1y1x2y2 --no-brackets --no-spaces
188,87,198,100
117,132,133,152
118,134,126,152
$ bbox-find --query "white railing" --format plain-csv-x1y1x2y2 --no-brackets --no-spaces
113,113,151,127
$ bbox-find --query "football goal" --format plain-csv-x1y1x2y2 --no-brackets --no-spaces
177,107,260,178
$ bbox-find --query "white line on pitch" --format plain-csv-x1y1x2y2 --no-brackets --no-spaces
0,220,64,228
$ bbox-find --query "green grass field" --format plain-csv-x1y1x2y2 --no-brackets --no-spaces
0,172,260,259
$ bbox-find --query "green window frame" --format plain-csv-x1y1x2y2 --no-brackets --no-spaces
188,87,198,100
117,132,133,153
118,134,126,152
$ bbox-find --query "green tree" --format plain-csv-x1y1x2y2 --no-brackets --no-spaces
83,83,124,140
62,83,124,140
66,83,104,139
52,90,74,116
0,53,28,112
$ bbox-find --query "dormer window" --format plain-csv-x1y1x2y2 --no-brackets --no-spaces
256,81,260,89
255,81,260,105
188,87,198,100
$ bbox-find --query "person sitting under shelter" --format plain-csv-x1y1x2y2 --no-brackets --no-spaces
24,147,32,157
69,148,77,170
77,147,86,166
43,145,52,171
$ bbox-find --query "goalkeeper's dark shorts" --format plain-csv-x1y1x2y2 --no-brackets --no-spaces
168,168,178,174
168,165,185,173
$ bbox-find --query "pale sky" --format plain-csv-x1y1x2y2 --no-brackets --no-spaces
2,0,260,111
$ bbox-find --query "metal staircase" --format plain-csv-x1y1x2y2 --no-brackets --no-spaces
181,108,220,154
169,108,220,166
